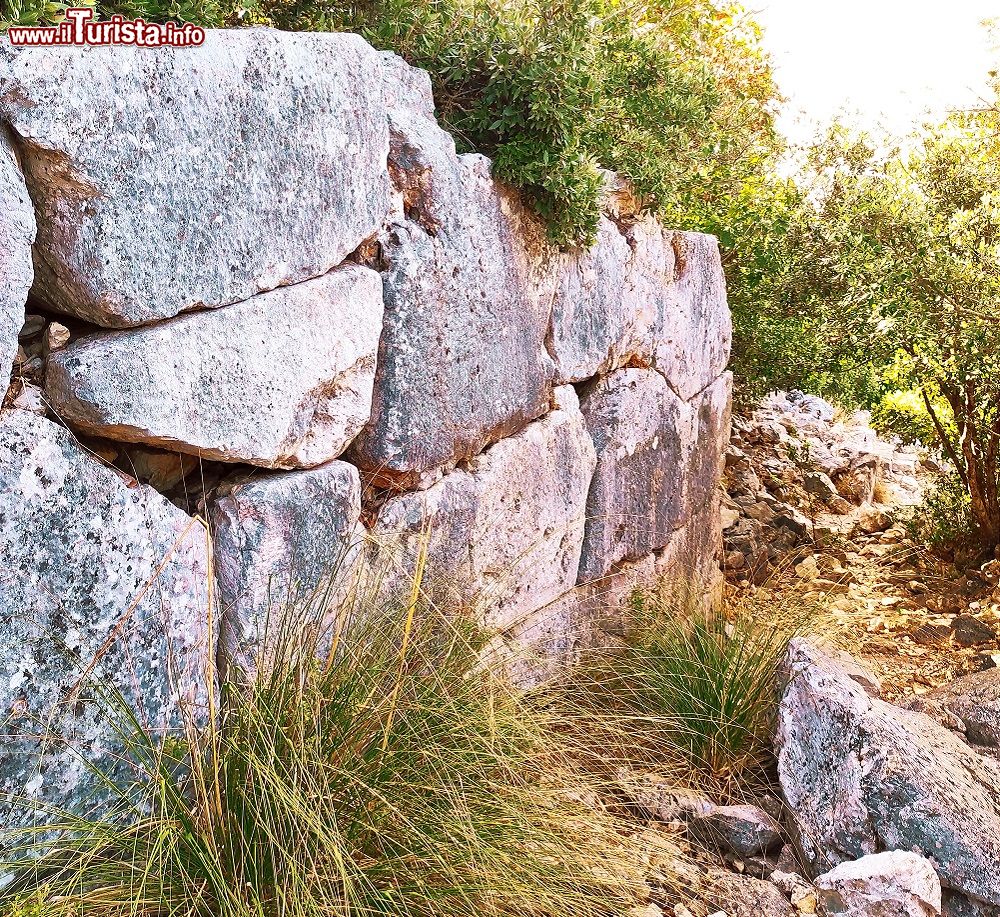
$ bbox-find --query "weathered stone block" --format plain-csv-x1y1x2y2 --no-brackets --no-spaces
548,217,637,384
0,30,391,327
626,220,732,400
815,851,942,917
350,92,556,488
370,387,596,630
0,126,34,387
0,410,213,826
211,461,366,678
578,368,697,582
45,265,383,468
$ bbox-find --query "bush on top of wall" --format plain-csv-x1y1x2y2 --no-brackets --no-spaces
1,0,778,248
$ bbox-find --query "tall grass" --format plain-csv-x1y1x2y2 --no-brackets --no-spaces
563,583,815,793
0,571,646,917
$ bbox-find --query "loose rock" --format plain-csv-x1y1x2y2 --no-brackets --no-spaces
777,639,1000,910
814,851,941,917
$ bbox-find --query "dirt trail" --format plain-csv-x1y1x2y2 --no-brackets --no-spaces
723,391,1000,702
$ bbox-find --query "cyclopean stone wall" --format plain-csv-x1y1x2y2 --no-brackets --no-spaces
0,29,731,819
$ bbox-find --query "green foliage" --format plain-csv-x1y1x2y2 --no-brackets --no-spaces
244,0,781,246
870,389,939,446
908,469,975,550
0,0,252,26
568,587,811,787
784,104,1000,544
0,587,643,917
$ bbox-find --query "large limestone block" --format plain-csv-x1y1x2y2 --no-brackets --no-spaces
0,411,213,825
0,30,391,327
45,265,383,468
350,86,556,488
577,368,697,582
1,126,35,385
626,220,731,401
548,217,637,384
777,639,1000,911
688,371,733,514
370,387,596,630
211,461,366,678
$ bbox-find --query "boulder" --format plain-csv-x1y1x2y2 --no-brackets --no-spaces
777,639,1000,910
577,368,697,582
0,30,391,327
814,851,942,917
370,386,596,630
0,126,35,386
211,461,366,679
906,667,1000,748
950,614,997,649
350,78,555,488
803,471,839,501
624,220,731,401
0,410,214,827
45,265,383,468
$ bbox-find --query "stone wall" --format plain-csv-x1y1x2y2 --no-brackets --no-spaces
0,29,731,818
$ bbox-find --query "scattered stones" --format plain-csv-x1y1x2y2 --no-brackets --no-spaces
0,31,392,326
45,265,384,468
814,851,941,917
0,126,35,386
772,871,819,915
18,314,45,340
706,869,797,917
42,321,70,356
803,471,838,501
723,391,927,586
0,410,214,828
855,506,893,536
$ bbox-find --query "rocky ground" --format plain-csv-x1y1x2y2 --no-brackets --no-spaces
723,390,1000,700
607,392,1000,917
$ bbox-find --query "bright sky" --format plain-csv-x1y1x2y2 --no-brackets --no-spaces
753,1,998,143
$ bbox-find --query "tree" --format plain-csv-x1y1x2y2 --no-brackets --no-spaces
795,105,1000,547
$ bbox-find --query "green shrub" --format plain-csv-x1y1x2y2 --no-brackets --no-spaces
907,468,975,551
0,0,252,27
0,581,644,917
870,390,938,446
